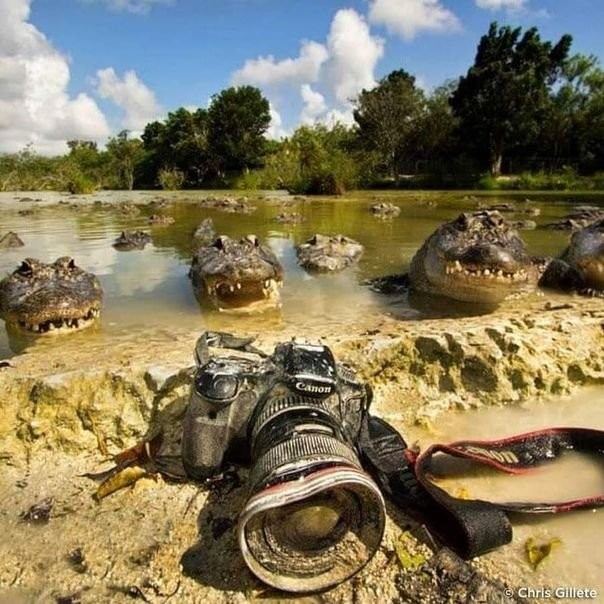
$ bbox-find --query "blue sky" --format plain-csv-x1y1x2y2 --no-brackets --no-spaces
2,0,604,153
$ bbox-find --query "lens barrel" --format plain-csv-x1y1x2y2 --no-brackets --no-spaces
238,391,385,592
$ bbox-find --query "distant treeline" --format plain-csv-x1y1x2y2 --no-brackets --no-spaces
2,21,604,194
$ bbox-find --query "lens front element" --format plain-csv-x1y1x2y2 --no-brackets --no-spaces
239,466,385,592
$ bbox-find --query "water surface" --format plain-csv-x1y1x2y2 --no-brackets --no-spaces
0,189,602,357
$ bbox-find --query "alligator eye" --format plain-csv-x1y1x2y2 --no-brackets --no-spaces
17,259,34,277
245,235,259,247
456,214,470,230
213,236,228,250
54,256,76,269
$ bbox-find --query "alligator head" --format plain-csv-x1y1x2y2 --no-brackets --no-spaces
296,234,364,273
410,211,535,304
113,231,152,251
563,218,604,290
0,257,103,333
190,235,283,311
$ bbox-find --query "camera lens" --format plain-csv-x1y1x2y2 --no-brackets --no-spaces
238,390,385,592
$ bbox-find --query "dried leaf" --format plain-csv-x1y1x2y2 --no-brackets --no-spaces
20,497,54,524
394,532,427,570
94,466,149,501
113,433,163,466
525,537,562,570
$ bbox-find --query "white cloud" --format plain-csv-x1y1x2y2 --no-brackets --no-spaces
325,9,384,103
231,40,328,87
81,0,174,15
266,104,288,140
321,107,355,128
475,0,526,10
300,84,327,124
0,0,110,154
369,0,461,41
95,68,162,131
230,8,384,135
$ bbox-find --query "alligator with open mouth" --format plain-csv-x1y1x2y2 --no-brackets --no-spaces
296,234,364,273
190,235,283,312
0,257,102,334
368,211,538,305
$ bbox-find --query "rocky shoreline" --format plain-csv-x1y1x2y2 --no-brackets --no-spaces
0,298,603,602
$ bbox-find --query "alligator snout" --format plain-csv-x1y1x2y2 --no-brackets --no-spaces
457,244,522,272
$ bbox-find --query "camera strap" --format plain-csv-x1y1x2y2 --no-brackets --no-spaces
194,331,268,365
359,415,604,559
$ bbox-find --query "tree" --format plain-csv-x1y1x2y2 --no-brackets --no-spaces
207,86,271,172
353,70,425,181
413,81,459,164
450,22,572,175
141,107,214,187
545,54,604,171
106,130,143,190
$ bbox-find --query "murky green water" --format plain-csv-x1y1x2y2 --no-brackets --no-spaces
0,189,602,357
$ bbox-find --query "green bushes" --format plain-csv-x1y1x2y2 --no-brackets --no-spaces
476,173,500,190
248,124,360,195
65,172,96,194
158,168,185,190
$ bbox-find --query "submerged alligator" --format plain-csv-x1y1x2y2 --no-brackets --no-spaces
371,202,401,218
190,235,283,311
543,208,604,231
296,234,364,273
0,257,102,333
193,218,217,246
112,231,152,251
369,211,538,305
0,232,24,249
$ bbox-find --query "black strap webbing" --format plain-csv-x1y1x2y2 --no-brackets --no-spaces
359,415,604,559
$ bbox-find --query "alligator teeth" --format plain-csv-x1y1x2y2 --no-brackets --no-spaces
264,280,270,287
483,269,490,276
229,285,235,292
236,282,242,290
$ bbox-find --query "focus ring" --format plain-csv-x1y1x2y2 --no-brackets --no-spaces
251,394,333,441
249,433,360,488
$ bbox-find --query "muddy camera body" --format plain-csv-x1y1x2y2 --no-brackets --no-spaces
182,334,385,592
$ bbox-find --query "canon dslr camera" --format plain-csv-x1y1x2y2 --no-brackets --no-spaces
182,332,385,592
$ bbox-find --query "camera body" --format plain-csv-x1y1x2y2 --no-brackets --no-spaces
182,338,369,481
182,332,385,592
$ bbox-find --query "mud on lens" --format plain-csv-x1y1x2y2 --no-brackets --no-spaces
238,395,385,592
